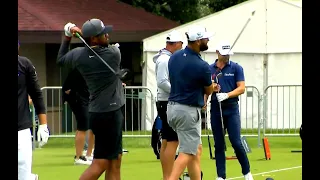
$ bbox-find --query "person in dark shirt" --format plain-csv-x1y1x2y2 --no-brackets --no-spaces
57,19,125,180
166,26,219,180
18,40,49,180
209,41,253,180
62,68,94,165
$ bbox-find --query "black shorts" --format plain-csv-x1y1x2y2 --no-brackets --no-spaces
66,96,89,131
90,108,123,160
156,101,178,142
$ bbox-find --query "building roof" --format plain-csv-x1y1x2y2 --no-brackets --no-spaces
18,0,179,32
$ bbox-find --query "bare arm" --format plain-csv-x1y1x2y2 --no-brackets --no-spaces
204,84,214,96
28,95,33,105
227,64,245,98
227,81,245,98
202,94,209,110
204,94,208,104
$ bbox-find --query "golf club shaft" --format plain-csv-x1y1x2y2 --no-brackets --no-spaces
230,11,256,51
216,77,226,147
75,33,116,74
205,111,213,159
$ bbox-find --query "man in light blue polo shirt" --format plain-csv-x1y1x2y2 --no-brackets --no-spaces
167,26,219,180
209,41,253,180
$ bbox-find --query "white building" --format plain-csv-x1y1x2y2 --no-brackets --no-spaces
142,0,302,131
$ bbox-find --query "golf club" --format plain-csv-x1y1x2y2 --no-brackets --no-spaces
229,10,256,53
215,72,226,148
205,111,213,159
74,32,127,80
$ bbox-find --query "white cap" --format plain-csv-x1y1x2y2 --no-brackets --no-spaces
185,26,214,41
216,41,234,55
166,30,183,42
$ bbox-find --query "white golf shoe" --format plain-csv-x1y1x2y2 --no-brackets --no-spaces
122,149,129,154
244,172,254,180
82,149,94,156
86,156,93,161
30,174,39,180
74,156,92,165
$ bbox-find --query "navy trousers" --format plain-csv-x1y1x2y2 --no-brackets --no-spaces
210,103,250,179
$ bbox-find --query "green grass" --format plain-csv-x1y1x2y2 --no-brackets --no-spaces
32,137,302,180
56,128,300,136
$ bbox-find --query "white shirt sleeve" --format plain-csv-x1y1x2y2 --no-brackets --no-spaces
156,55,171,93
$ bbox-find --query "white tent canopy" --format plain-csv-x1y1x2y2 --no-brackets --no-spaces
141,0,302,131
143,0,302,53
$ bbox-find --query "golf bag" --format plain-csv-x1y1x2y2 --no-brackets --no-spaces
151,115,162,159
299,124,302,141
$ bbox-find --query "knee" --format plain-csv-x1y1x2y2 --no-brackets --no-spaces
213,135,225,152
110,166,121,174
109,155,122,172
230,138,243,150
197,144,203,156
109,163,121,175
214,142,225,152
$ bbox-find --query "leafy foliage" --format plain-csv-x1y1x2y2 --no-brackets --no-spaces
119,0,248,23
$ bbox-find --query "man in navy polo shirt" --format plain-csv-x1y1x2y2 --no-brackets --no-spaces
209,41,253,180
167,26,219,180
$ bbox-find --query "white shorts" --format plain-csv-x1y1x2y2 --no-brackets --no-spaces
18,128,32,180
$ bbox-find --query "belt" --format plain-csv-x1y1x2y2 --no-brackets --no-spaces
168,101,200,108
211,101,238,108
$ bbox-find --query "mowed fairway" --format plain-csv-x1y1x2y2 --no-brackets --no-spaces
32,136,302,180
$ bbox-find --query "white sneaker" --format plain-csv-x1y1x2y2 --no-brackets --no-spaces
122,149,129,154
74,156,92,165
30,174,39,180
244,172,254,180
86,156,93,161
216,178,225,180
82,149,94,156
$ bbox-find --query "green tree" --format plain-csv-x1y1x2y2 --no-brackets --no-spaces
119,0,248,24
207,0,248,13
119,0,201,24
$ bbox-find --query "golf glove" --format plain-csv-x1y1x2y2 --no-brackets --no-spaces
64,22,76,37
112,43,120,48
216,93,229,102
37,124,49,147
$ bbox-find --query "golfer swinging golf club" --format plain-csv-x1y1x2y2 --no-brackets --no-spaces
167,26,219,180
18,40,50,180
153,30,183,180
208,41,253,180
57,19,125,180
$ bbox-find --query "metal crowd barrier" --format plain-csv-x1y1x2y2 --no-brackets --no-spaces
204,86,262,147
32,86,155,138
262,85,302,137
31,85,301,147
123,86,155,137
